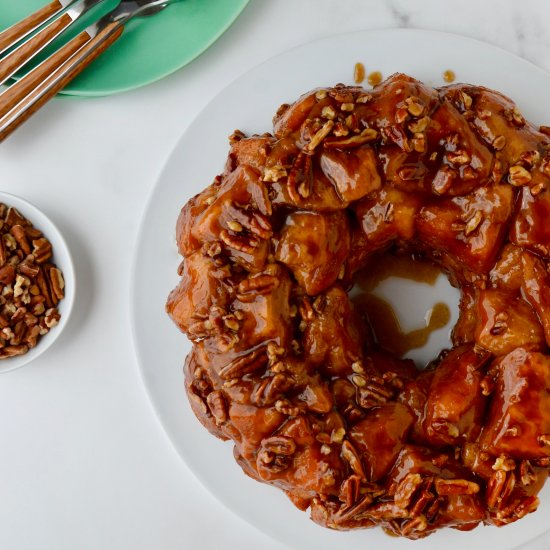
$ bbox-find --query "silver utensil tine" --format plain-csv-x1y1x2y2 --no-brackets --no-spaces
0,0,109,87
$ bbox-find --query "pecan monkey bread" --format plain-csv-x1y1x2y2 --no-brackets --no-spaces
166,73,550,539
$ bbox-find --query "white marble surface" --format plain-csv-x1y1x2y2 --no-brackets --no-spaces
1,1,550,549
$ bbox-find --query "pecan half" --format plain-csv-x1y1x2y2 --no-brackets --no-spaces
323,128,378,149
218,347,268,379
487,469,515,509
357,377,394,410
237,272,279,296
46,266,65,304
251,373,291,406
305,120,334,152
334,493,377,524
341,440,366,480
262,435,296,456
258,435,297,473
220,229,259,254
32,237,52,264
206,390,228,424
10,226,31,255
434,478,480,496
339,474,361,507
394,473,423,509
225,202,273,240
287,151,313,202
401,515,428,537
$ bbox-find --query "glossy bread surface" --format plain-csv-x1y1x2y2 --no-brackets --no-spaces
167,74,550,539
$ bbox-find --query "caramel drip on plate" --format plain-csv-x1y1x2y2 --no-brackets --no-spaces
354,255,451,356
355,254,441,292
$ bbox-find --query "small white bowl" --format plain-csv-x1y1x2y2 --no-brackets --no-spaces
0,192,75,373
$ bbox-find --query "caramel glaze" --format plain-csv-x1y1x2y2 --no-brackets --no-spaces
167,73,550,539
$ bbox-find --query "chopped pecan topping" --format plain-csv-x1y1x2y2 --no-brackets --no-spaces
405,97,425,117
305,120,334,152
0,204,64,359
508,165,532,186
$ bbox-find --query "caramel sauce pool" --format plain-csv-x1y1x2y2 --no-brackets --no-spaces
353,255,451,357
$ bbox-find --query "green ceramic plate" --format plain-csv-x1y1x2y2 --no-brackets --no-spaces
0,0,250,96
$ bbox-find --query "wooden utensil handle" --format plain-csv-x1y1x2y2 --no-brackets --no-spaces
0,32,89,119
0,0,64,56
0,13,75,85
0,21,123,142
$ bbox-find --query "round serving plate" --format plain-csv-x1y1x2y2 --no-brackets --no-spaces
131,29,550,550
0,0,250,96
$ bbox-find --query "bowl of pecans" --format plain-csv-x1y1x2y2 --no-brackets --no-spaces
0,192,75,373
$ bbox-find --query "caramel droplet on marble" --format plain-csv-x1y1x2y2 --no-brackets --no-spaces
354,62,365,84
443,70,456,83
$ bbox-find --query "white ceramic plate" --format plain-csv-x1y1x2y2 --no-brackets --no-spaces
0,192,75,373
131,29,550,550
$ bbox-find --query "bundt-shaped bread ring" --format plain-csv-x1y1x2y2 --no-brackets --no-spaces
167,73,550,539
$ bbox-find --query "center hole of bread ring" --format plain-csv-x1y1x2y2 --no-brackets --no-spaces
351,254,460,366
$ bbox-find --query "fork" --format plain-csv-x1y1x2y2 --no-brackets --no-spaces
0,0,181,142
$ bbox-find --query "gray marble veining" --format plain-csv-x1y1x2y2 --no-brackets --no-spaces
380,0,550,72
